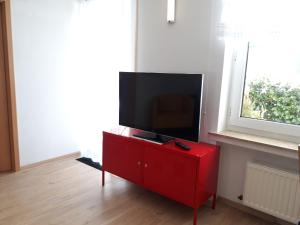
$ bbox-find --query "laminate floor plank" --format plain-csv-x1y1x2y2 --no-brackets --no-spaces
0,157,279,225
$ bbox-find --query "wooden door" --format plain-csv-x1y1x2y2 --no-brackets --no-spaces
143,146,198,207
0,0,19,172
0,4,11,171
103,133,143,185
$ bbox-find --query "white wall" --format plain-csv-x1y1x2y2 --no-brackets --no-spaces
137,0,211,73
11,0,81,166
136,0,298,203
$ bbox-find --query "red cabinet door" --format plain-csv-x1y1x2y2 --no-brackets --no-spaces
143,146,198,207
103,133,143,185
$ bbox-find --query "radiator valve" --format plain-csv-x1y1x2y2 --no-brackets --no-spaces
238,195,243,201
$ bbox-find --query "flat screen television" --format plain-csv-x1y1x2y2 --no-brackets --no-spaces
119,72,203,143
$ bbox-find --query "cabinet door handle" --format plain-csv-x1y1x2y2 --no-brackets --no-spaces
137,161,141,166
144,163,148,168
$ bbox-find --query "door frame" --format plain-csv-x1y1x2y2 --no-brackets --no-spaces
0,0,20,171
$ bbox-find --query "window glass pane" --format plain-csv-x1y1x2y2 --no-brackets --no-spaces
241,41,300,125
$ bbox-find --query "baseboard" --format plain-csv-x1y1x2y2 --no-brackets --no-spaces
21,151,81,170
218,197,294,225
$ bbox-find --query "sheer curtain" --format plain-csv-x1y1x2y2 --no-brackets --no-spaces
68,0,136,163
219,0,300,42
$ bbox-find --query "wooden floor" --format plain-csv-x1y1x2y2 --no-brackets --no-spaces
0,156,277,225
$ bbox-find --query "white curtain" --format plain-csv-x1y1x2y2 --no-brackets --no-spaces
219,0,300,42
67,0,136,163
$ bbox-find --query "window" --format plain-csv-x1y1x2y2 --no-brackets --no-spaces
221,0,300,139
228,40,300,138
241,41,300,126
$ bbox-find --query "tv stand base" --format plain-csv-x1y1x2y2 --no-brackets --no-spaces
132,131,174,144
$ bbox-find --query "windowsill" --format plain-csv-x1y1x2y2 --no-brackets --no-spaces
208,130,299,159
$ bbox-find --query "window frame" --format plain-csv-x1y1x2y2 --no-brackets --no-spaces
227,41,300,139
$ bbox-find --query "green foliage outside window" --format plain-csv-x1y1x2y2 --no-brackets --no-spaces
241,78,300,125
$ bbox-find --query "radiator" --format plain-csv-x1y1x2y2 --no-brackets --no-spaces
243,161,300,224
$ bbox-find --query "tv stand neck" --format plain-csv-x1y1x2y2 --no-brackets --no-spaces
132,131,174,144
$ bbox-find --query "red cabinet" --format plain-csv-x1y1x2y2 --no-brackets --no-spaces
143,146,197,207
102,131,220,225
103,135,143,185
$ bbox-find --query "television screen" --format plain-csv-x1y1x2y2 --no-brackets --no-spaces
119,72,203,142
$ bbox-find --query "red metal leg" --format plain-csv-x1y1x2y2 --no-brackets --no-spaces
212,193,216,209
193,207,198,225
102,170,105,186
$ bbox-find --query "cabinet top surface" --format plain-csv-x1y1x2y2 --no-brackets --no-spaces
103,128,219,158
